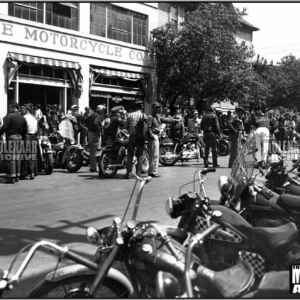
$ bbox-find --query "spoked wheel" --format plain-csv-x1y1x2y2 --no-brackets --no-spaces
99,152,118,178
159,146,178,166
66,149,83,172
217,140,230,156
28,275,129,298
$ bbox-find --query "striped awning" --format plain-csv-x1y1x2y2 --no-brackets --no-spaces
8,52,81,70
90,67,146,80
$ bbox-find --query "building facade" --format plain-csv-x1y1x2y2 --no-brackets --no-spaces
0,2,158,116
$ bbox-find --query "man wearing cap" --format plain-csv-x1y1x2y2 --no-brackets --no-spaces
70,105,82,143
20,104,38,180
123,100,147,179
148,102,178,177
0,102,27,183
200,106,221,168
227,107,245,168
103,106,125,142
86,104,106,172
255,111,270,168
187,110,202,135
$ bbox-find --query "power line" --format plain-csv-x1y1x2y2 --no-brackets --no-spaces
255,42,300,51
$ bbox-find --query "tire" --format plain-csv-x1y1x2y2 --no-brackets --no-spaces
66,149,84,173
99,152,118,178
28,275,129,298
140,149,149,173
217,140,230,156
44,153,53,175
159,146,178,166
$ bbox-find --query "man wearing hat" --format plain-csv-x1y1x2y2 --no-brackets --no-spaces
124,100,147,179
148,101,178,177
255,111,270,168
200,106,221,167
0,102,27,183
20,104,38,180
70,105,82,143
86,104,106,172
227,107,245,168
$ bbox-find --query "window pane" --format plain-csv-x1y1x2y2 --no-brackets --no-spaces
46,12,51,24
100,4,106,15
117,9,122,20
31,66,41,76
96,13,100,25
117,31,122,41
37,2,43,10
95,25,101,36
43,66,53,77
29,8,37,21
107,16,113,27
29,3,36,8
107,26,112,38
19,64,30,75
52,14,58,26
133,23,137,34
8,3,14,16
127,11,131,21
122,20,127,31
112,6,117,18
127,21,131,32
90,3,95,11
127,33,131,43
113,18,117,28
46,3,52,12
101,15,106,26
117,19,122,30
142,26,146,36
133,34,137,44
58,15,65,28
113,29,117,40
141,36,146,46
37,9,43,22
107,4,112,16
71,7,77,18
90,23,95,35
101,26,106,37
55,68,64,79
15,5,21,18
137,25,141,35
122,31,127,42
22,7,30,20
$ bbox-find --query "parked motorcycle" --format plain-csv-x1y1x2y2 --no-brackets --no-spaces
27,173,201,298
37,135,53,175
165,166,300,280
216,135,230,156
98,129,149,178
49,132,84,173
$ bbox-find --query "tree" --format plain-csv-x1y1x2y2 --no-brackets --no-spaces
149,3,255,111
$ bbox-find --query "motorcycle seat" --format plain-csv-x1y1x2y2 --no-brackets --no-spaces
197,260,254,298
253,222,298,252
277,194,300,209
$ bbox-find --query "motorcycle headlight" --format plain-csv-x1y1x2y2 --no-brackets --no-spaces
165,195,193,219
218,176,233,196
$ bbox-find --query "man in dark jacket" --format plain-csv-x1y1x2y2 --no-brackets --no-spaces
200,106,221,168
0,102,27,183
103,106,125,141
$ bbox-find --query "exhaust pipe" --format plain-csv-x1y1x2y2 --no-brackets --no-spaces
107,164,124,169
160,154,179,159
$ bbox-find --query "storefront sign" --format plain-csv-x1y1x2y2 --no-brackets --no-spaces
1,20,150,66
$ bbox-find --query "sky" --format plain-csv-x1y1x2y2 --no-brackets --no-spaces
234,3,300,64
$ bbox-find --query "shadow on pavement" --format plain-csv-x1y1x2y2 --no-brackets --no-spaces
0,215,114,256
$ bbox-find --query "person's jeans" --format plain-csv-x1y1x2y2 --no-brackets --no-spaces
255,127,270,163
5,135,22,179
203,132,217,166
148,134,159,174
21,134,37,177
88,131,100,171
126,135,143,174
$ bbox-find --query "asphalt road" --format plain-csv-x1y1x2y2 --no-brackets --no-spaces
0,155,236,297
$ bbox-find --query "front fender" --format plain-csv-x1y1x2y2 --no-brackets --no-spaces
45,264,134,296
62,146,82,164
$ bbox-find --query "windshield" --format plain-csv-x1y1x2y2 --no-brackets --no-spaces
58,119,74,139
230,130,256,199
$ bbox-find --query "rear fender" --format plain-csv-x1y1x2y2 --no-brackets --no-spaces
45,264,134,296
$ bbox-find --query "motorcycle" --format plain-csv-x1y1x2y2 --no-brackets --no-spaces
218,130,300,229
156,222,294,298
216,135,230,156
98,129,149,178
165,166,300,280
37,135,53,175
49,132,84,173
27,173,201,298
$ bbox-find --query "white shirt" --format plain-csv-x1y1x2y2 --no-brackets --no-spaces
0,115,3,128
24,113,38,134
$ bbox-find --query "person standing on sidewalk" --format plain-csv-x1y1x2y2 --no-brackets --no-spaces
0,102,27,184
86,105,106,173
124,100,147,179
148,102,177,177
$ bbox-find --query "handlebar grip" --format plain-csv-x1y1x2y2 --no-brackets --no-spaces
201,168,216,175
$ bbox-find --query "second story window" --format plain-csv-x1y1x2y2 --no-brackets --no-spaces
170,5,178,29
8,2,79,31
90,3,147,47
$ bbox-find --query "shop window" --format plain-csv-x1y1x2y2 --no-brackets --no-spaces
54,68,65,79
9,3,79,31
18,64,30,75
90,3,147,46
42,66,53,78
103,77,110,85
110,78,119,86
30,65,42,76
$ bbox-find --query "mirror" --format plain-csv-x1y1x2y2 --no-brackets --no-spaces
86,227,101,245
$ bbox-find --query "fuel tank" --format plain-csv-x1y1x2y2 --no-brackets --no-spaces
52,142,65,151
287,182,300,195
207,205,254,247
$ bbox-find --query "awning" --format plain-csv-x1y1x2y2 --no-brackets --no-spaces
91,85,144,96
90,67,147,80
7,52,83,97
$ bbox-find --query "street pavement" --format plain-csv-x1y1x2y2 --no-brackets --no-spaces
0,155,237,297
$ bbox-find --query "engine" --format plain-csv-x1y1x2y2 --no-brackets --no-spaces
179,143,198,159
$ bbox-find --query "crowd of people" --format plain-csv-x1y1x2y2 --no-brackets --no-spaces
0,100,299,183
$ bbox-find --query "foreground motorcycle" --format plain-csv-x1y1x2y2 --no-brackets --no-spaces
37,135,53,175
218,131,300,229
98,129,149,178
27,173,201,297
49,132,84,173
156,223,294,298
166,166,300,280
